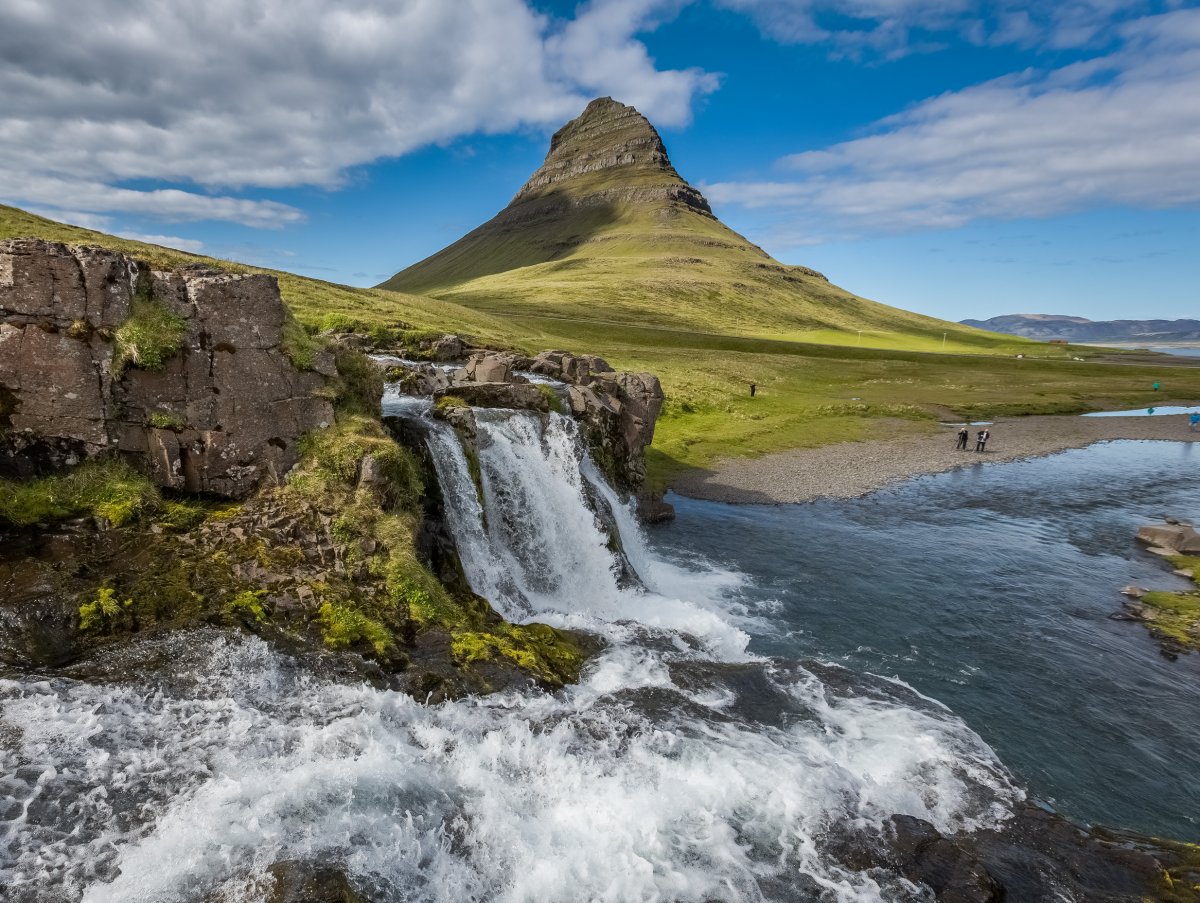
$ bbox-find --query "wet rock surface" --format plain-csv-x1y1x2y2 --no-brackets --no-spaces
266,860,370,903
905,804,1198,902
437,381,548,412
1138,522,1200,554
0,239,334,497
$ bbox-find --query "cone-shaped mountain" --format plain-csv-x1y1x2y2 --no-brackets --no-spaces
381,98,998,347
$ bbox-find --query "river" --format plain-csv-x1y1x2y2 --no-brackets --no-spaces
2,412,1196,900
657,439,1200,839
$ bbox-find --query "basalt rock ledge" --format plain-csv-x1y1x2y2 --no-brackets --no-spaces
0,239,336,496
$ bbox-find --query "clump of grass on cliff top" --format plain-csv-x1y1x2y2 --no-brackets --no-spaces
281,310,323,370
0,460,160,527
113,279,187,374
331,347,385,417
290,415,423,511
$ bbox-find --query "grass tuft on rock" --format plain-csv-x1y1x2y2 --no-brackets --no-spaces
537,383,565,414
281,310,323,370
317,601,393,655
78,586,131,632
113,281,187,374
225,589,269,624
0,459,161,527
451,622,590,686
146,410,186,431
1139,591,1200,651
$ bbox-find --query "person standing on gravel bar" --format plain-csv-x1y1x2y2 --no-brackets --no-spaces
749,382,756,397
1191,412,1199,432
956,426,970,450
975,428,990,452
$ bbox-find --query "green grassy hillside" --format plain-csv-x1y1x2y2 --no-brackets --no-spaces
382,98,1040,357
8,200,1199,487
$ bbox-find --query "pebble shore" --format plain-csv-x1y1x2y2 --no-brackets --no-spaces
673,412,1200,505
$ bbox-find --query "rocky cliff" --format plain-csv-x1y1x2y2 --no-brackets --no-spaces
0,239,335,496
408,345,666,512
506,96,714,218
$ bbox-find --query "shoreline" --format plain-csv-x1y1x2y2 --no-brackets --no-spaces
671,412,1200,505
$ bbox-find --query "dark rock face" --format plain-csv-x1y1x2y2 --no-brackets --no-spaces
0,239,334,497
531,350,663,491
831,804,1200,903
508,96,714,218
267,860,369,903
438,381,548,412
946,803,1200,902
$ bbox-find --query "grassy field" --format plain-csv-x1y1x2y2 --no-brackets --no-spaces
491,315,1200,486
7,202,1200,490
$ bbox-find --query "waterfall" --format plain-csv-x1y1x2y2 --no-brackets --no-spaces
430,411,624,613
421,408,755,655
1,397,1024,903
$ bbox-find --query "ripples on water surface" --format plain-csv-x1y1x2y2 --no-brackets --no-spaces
659,440,1200,839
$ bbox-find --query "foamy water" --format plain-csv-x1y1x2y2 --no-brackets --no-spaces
1,409,1023,902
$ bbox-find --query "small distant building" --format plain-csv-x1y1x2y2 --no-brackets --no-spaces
1048,338,1069,345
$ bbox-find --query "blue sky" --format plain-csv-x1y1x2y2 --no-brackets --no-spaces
2,0,1198,321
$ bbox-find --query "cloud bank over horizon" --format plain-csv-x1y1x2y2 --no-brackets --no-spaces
0,0,717,229
706,6,1200,246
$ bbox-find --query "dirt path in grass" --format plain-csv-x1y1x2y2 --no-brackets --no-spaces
671,411,1200,505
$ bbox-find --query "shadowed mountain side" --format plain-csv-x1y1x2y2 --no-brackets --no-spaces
381,98,1026,354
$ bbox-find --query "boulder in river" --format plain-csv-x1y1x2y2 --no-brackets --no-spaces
1138,522,1200,554
437,382,549,412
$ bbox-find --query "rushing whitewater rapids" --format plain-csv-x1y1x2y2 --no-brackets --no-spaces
1,405,1022,902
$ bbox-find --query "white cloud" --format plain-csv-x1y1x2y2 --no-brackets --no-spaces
714,0,1166,58
0,0,716,228
116,233,206,254
705,8,1200,243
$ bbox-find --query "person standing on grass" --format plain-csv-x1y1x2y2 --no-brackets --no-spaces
975,428,990,452
750,382,757,397
956,426,970,450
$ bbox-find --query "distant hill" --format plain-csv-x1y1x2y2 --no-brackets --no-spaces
962,314,1200,344
381,97,1023,354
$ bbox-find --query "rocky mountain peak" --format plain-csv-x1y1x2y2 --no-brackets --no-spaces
509,97,712,216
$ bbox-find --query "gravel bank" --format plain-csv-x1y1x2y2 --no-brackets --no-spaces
672,412,1200,505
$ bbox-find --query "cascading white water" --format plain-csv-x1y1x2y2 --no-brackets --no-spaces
0,402,1024,903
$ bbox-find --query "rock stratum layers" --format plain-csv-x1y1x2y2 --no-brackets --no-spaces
0,239,335,496
507,95,714,218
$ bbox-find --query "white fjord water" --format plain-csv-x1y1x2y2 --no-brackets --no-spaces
0,408,1021,903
